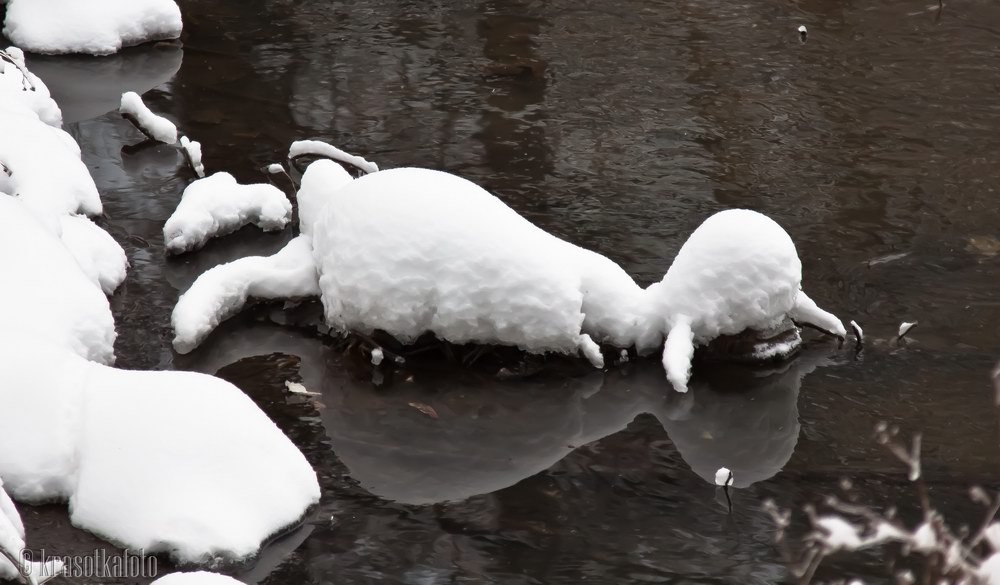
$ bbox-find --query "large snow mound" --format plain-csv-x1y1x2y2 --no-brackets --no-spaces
3,0,183,56
163,172,292,255
0,340,320,564
174,156,844,387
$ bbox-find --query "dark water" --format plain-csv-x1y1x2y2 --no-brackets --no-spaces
8,0,1000,583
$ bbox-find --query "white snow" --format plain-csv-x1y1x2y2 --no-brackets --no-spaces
163,172,292,255
714,467,733,487
0,47,62,126
911,522,937,553
284,381,318,396
0,197,118,364
985,523,1000,551
371,348,384,366
0,107,103,229
266,164,285,175
180,136,206,178
981,553,1000,585
59,214,129,295
120,91,178,144
798,25,808,34
288,140,380,174
174,154,844,385
850,320,864,343
172,235,320,352
0,479,64,584
0,56,319,568
151,572,244,585
898,321,917,338
816,516,863,551
3,0,183,56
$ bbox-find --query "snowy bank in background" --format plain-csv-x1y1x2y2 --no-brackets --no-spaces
163,172,292,255
120,91,177,144
3,0,182,56
0,54,319,565
172,148,845,390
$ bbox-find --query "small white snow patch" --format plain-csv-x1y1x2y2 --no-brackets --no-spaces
911,522,936,553
816,516,863,551
284,381,319,396
371,348,384,366
119,91,177,144
714,467,734,486
289,140,379,174
798,25,808,34
266,163,285,175
179,136,205,178
898,321,917,338
163,172,292,255
151,572,244,585
850,320,864,343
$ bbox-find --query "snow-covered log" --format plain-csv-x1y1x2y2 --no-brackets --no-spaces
119,91,178,144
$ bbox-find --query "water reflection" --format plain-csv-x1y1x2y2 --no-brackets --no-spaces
178,318,832,503
25,43,183,125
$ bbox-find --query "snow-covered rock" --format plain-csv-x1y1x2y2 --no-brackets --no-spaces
119,91,177,144
0,340,318,563
3,0,183,56
163,172,292,255
647,209,846,391
174,152,844,387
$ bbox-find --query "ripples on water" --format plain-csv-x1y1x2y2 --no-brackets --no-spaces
8,0,1000,582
